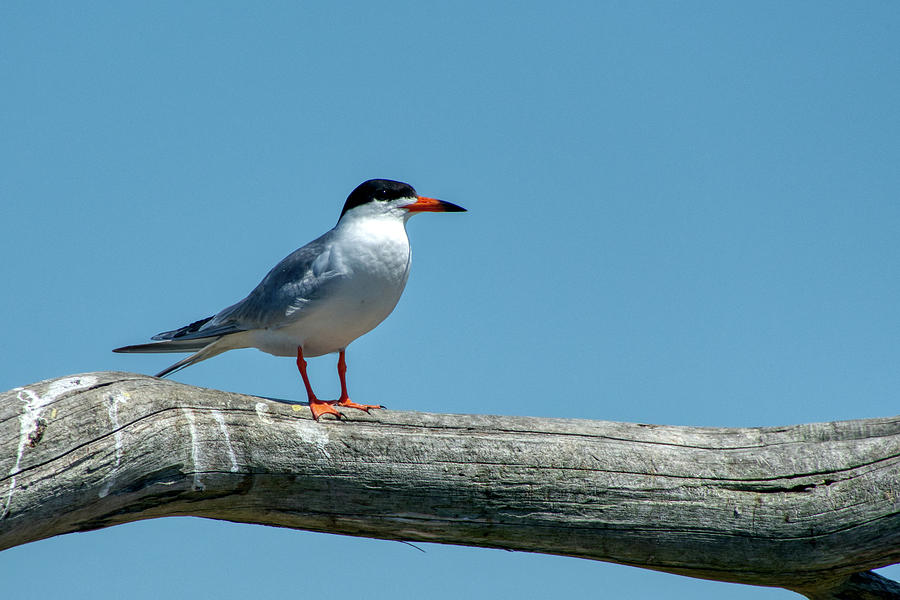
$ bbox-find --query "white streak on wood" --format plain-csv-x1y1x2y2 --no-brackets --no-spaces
254,402,274,425
2,375,98,519
99,391,129,498
181,408,205,490
293,419,331,458
3,373,900,597
212,410,239,473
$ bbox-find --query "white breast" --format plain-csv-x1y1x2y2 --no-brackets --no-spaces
251,215,412,357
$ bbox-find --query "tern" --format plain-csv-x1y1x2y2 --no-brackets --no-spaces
114,179,466,419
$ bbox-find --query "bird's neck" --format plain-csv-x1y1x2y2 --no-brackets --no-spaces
333,213,411,250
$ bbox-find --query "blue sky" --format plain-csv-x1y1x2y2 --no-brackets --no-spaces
2,2,898,598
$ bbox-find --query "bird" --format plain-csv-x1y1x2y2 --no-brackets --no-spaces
114,178,466,420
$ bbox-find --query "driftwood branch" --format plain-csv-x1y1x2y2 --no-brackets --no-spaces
1,373,898,598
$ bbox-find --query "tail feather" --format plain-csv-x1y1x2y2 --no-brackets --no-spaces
115,333,249,378
113,339,212,354
153,339,232,377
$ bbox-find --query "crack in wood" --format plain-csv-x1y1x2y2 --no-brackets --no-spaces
1,373,898,599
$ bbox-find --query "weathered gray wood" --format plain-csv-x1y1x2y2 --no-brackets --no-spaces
1,372,898,598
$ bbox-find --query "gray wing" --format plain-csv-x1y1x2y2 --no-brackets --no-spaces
113,228,344,378
160,229,345,341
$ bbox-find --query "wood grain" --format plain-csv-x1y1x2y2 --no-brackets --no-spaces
1,372,898,598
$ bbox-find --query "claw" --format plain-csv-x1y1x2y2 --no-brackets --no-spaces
336,398,384,413
309,399,342,420
297,347,382,421
334,350,383,414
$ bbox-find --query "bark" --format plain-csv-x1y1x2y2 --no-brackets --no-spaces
1,372,898,598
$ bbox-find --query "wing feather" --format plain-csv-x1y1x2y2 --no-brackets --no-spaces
113,228,344,360
211,229,345,330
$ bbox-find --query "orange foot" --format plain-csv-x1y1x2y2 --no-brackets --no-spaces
309,399,342,421
336,397,385,413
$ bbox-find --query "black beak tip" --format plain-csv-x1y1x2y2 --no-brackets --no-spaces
443,201,467,212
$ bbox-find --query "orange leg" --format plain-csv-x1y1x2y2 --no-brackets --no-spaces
296,346,341,420
334,350,384,413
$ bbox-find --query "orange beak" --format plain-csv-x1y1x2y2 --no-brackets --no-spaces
406,196,467,213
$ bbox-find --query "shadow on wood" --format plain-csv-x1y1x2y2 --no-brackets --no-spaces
1,372,898,599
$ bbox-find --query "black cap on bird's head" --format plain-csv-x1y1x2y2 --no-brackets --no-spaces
339,179,466,220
